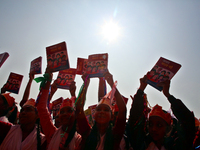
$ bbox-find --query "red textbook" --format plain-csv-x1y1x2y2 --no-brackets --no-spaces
112,95,128,113
84,108,94,126
4,72,23,94
46,41,70,72
0,52,9,68
56,68,77,89
86,53,108,78
147,57,181,91
51,97,63,119
30,56,42,74
76,57,88,75
88,104,97,122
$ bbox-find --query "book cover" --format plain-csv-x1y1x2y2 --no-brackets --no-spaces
51,97,63,119
76,57,88,75
147,57,182,91
84,108,94,126
0,52,9,68
56,68,77,89
86,53,108,78
4,72,23,94
112,95,128,113
88,104,97,122
46,41,70,72
30,56,42,74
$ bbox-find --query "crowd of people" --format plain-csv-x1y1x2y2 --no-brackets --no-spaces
0,64,199,150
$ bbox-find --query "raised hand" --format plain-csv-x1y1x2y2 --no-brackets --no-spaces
81,73,90,89
45,66,53,82
157,80,171,98
51,79,58,94
139,74,148,91
1,84,7,94
103,71,114,88
69,81,76,97
29,72,35,81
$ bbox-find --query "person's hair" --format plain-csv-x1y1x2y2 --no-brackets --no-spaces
161,70,166,73
150,73,159,79
1,95,13,116
36,118,41,150
64,120,77,147
8,106,18,124
164,76,169,79
84,121,114,150
158,75,164,79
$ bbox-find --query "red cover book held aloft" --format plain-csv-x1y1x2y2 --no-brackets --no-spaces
86,53,108,78
76,57,88,75
46,41,70,72
51,97,63,119
147,57,181,91
88,104,97,122
0,52,9,68
30,56,42,74
56,68,77,90
84,108,94,126
4,72,23,94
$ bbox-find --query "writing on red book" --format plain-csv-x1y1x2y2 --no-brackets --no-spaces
30,56,42,74
86,53,108,78
56,68,77,89
5,72,23,94
147,57,181,91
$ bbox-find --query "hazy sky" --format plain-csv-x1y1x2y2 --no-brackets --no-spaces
0,0,200,119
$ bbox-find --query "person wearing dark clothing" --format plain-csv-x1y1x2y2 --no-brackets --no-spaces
127,74,195,150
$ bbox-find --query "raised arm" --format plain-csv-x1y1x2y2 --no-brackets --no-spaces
20,72,35,107
158,80,195,124
127,74,148,150
103,71,127,150
48,79,58,103
36,67,57,144
69,81,76,98
104,71,126,119
75,73,90,120
75,73,91,137
158,80,196,149
1,84,7,94
98,77,106,102
129,74,148,124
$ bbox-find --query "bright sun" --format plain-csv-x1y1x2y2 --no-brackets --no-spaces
101,20,120,42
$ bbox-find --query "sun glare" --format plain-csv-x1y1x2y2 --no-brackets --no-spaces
101,21,120,42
